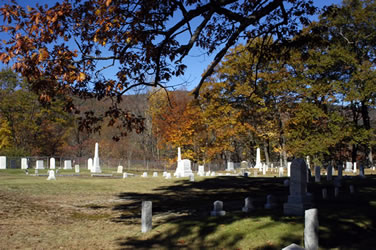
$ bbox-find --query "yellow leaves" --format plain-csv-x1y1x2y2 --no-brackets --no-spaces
38,48,49,62
105,0,112,7
77,72,86,82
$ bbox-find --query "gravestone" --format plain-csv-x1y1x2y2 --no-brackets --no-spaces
242,197,254,212
36,160,44,169
241,161,248,168
91,142,102,173
123,172,128,178
283,158,312,216
49,157,55,169
75,164,80,173
314,166,320,183
337,164,343,179
21,158,28,169
326,166,332,181
117,165,123,173
264,194,278,209
226,162,234,171
174,147,193,177
141,201,152,233
197,165,205,176
243,172,248,177
35,169,39,175
353,162,357,173
47,170,56,181
210,171,216,176
142,172,148,177
64,160,72,170
88,158,93,171
255,147,262,169
287,162,291,177
254,170,258,177
304,208,319,250
0,156,6,169
345,162,352,172
279,167,284,177
210,200,226,216
152,172,158,177
262,163,266,175
165,173,171,179
189,174,195,182
162,171,167,177
205,171,211,176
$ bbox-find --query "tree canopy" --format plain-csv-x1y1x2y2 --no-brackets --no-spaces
0,0,316,133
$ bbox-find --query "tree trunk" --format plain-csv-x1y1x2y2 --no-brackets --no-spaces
264,140,270,167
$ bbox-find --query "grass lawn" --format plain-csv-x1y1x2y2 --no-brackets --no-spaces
0,168,376,249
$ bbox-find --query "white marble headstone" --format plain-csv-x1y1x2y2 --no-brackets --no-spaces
49,157,56,169
21,158,28,169
36,160,44,169
64,160,72,170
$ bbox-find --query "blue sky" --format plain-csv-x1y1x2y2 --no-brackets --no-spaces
0,0,343,92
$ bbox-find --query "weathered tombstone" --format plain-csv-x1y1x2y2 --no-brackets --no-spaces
162,171,167,177
21,158,28,169
314,166,321,183
165,173,171,179
326,166,332,181
262,163,266,175
353,162,357,173
254,170,258,177
153,172,158,177
49,157,55,169
304,208,319,250
287,162,292,177
337,164,343,179
255,147,262,169
47,170,56,181
197,165,205,176
226,162,234,171
210,171,216,176
36,160,44,169
174,147,193,177
359,165,365,178
205,171,211,176
345,162,352,172
242,197,255,212
279,167,284,177
210,200,226,216
322,188,327,200
241,161,248,168
117,165,123,173
64,160,72,170
0,156,6,169
74,164,80,173
88,158,93,171
372,166,375,171
141,201,152,233
142,172,148,177
92,142,102,173
189,174,195,182
123,172,128,178
264,194,278,209
283,158,312,216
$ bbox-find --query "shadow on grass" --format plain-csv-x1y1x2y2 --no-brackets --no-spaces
110,175,376,249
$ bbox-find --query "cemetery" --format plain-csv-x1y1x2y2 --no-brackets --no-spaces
0,0,376,249
1,152,376,249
